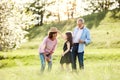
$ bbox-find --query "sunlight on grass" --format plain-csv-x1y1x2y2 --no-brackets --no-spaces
0,61,120,80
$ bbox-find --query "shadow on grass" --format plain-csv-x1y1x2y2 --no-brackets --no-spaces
27,11,110,40
83,11,108,29
110,8,120,19
27,20,76,40
27,26,44,40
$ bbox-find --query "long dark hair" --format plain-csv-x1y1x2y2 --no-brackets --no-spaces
48,32,57,39
66,32,73,47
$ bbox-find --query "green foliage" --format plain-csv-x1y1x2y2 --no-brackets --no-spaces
84,0,118,13
26,0,55,26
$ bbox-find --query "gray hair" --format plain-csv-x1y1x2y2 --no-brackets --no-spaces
77,18,85,24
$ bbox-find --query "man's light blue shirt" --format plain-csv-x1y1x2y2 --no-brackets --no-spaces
73,26,91,53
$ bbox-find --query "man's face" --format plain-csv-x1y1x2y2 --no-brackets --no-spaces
77,21,82,26
77,21,83,28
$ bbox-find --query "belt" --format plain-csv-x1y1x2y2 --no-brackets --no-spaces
73,43,79,46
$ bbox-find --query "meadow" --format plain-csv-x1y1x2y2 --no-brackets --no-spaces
0,9,120,80
0,48,120,80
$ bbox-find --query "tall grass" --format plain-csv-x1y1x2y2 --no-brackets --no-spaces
0,60,120,80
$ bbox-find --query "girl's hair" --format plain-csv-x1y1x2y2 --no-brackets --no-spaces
48,32,57,39
66,32,73,47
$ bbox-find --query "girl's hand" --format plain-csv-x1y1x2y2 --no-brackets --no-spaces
62,53,65,56
57,30,66,40
57,30,61,34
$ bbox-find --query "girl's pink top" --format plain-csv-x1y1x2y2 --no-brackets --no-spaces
39,36,57,54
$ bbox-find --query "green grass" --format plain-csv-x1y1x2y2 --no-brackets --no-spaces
0,48,120,80
26,9,120,49
0,59,120,80
0,48,120,68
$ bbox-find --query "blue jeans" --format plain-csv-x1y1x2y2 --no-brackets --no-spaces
39,53,52,72
71,43,84,70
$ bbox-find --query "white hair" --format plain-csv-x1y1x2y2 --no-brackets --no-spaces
77,18,85,24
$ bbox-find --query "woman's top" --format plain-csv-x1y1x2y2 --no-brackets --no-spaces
39,36,57,55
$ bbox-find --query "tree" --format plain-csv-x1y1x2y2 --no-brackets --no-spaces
0,0,31,51
65,0,76,19
116,0,120,8
26,0,55,26
56,0,60,22
84,0,115,13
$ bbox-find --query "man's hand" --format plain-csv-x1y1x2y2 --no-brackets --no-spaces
79,40,85,44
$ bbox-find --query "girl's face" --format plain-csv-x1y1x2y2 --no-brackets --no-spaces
65,34,68,40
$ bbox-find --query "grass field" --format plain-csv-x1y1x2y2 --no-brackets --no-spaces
0,48,120,80
0,61,120,80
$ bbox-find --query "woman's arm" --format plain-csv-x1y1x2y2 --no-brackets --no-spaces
50,40,57,54
38,37,47,53
62,41,70,56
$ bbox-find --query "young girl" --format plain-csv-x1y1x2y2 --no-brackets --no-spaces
59,32,73,71
39,27,58,73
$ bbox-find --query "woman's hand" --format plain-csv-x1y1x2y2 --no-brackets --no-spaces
45,56,50,62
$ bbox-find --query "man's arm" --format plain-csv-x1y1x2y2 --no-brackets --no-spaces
79,29,91,44
85,29,91,44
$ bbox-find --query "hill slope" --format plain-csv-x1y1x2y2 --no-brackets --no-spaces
22,9,120,49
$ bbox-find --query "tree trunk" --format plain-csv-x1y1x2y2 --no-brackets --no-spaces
40,13,43,26
57,0,60,22
0,45,2,51
118,0,120,8
57,13,60,22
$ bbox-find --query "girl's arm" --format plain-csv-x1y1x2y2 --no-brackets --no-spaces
62,41,70,56
58,30,66,40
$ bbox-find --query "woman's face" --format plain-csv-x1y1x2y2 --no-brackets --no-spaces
53,33,57,39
